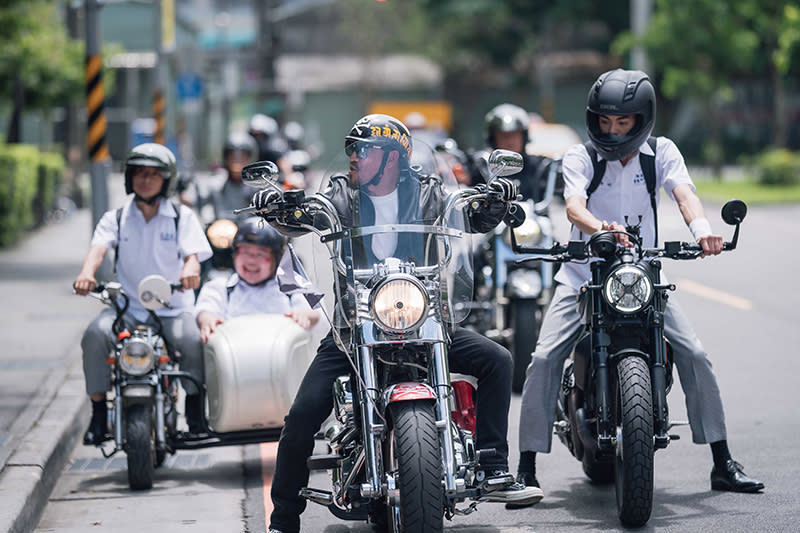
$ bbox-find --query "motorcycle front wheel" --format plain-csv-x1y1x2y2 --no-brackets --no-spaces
510,299,540,393
125,404,156,490
614,356,654,527
386,401,443,533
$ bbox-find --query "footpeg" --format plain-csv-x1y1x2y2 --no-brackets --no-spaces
307,453,341,470
299,487,333,506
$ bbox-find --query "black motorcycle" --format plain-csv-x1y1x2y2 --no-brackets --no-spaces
511,199,747,526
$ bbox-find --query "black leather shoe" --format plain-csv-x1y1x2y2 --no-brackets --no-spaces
505,471,543,509
82,408,108,446
711,460,764,493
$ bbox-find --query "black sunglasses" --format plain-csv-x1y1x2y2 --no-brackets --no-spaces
345,142,382,159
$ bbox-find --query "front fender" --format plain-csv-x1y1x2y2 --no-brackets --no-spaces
383,382,436,404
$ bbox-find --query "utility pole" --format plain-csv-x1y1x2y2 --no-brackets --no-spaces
85,0,110,231
631,0,653,73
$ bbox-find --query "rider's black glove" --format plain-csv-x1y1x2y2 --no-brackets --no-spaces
488,177,518,202
251,189,282,212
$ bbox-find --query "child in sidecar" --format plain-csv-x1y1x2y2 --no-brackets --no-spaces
193,218,327,435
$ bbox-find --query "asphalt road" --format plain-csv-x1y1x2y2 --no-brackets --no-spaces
23,197,800,532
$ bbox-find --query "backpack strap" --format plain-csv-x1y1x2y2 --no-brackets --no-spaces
225,272,239,301
639,137,658,246
584,141,607,198
114,201,182,273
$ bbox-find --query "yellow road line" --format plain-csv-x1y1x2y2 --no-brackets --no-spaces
675,278,753,311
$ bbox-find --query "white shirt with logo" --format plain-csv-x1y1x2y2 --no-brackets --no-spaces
556,136,695,290
91,198,212,322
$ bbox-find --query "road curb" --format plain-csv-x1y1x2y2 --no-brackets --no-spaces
0,350,86,533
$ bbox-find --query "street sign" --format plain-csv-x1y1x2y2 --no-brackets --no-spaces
177,73,203,101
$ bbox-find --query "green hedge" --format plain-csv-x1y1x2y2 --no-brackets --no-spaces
34,152,66,227
755,149,800,186
0,144,65,247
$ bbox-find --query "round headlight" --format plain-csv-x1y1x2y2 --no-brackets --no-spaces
119,338,155,376
370,277,428,332
206,218,238,249
603,265,653,313
504,217,542,249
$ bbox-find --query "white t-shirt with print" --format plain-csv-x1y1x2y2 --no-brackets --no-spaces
556,136,695,290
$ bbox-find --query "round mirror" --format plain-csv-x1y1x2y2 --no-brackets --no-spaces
138,274,172,311
487,149,524,181
721,199,747,225
242,160,280,188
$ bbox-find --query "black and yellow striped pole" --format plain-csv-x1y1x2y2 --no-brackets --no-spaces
152,87,166,145
86,0,109,231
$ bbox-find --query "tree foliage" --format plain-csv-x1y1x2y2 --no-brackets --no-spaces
0,0,84,113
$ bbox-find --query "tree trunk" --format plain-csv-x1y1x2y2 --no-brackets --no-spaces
771,62,788,148
6,74,24,144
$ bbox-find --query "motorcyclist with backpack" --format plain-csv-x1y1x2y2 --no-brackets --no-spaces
251,114,543,533
73,143,212,441
509,69,764,509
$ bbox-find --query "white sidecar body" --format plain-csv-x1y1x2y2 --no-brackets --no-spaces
203,314,315,433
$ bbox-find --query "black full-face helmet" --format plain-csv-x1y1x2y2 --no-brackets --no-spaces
344,114,412,162
586,69,656,161
123,143,177,197
485,103,530,149
233,217,286,261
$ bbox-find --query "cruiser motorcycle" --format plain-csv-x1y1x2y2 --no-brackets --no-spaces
510,199,747,526
237,144,525,531
82,276,314,490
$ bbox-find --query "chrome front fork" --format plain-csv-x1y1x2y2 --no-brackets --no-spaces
358,345,384,498
431,342,459,496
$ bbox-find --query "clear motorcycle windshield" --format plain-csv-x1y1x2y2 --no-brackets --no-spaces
313,136,474,325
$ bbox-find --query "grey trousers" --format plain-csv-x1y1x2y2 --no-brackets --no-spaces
81,307,204,396
519,282,727,453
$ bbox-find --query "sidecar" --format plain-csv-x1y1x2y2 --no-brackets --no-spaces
169,313,316,449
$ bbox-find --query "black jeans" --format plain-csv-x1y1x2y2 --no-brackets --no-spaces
269,327,513,533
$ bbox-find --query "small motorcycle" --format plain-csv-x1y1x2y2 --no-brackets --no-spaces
464,159,560,392
510,199,747,526
237,143,525,531
83,276,314,490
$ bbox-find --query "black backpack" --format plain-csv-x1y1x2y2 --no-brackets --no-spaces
114,201,181,273
583,137,659,246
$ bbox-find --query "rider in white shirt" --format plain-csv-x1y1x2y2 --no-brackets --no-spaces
74,143,212,443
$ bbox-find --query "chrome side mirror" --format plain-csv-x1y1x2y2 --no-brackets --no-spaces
242,160,280,189
487,149,524,183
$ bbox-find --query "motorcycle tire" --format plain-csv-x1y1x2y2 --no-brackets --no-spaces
125,404,156,490
614,356,654,527
386,401,443,533
510,299,540,393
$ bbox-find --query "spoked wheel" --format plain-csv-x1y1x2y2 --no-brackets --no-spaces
125,404,156,490
386,401,443,533
613,356,654,527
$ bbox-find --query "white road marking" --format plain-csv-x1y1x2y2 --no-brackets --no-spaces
675,278,753,311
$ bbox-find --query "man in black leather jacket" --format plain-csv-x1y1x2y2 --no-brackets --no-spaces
252,114,544,533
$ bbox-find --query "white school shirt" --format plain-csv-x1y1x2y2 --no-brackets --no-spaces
367,189,399,260
555,137,695,291
194,274,329,336
91,198,212,322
